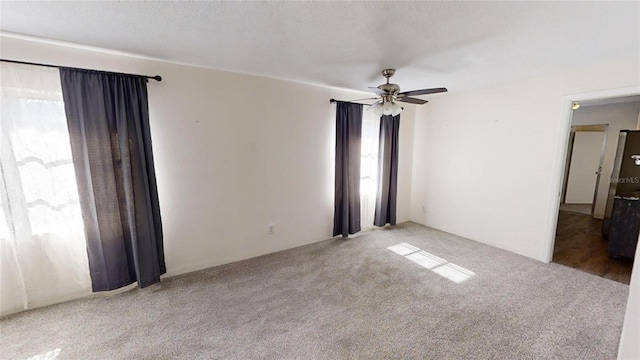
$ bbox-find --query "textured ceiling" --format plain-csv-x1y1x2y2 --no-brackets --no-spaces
0,1,638,94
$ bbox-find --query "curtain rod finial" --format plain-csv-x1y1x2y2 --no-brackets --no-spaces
152,75,162,82
330,98,336,103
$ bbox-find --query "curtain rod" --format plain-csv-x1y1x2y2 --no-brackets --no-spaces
329,98,372,106
0,58,162,82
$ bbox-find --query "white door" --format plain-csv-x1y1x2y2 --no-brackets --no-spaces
565,131,606,204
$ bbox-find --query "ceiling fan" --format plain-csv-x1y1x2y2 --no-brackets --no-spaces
364,69,447,116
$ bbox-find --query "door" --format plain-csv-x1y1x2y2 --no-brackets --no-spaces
562,125,608,214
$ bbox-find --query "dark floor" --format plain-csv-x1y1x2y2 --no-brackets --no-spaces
553,210,634,284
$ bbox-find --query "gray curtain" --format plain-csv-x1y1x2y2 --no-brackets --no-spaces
333,101,363,237
60,68,165,291
374,114,400,227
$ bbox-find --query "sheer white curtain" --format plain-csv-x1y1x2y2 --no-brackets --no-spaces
0,63,91,315
360,111,380,229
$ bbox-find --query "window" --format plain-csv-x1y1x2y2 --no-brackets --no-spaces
360,110,380,229
0,63,91,315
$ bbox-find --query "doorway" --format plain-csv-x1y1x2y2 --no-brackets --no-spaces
551,95,640,284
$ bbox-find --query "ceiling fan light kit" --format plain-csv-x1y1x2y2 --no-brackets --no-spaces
370,100,403,116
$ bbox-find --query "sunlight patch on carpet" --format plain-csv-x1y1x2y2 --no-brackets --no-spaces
27,348,61,360
406,251,447,269
387,243,475,283
387,242,420,256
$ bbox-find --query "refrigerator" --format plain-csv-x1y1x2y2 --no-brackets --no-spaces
602,130,640,239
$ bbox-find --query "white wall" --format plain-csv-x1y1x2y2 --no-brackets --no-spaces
564,131,605,205
0,35,415,280
410,56,639,261
409,59,640,357
618,234,640,360
571,101,640,217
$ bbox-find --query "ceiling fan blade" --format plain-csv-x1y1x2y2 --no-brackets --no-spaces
397,97,428,105
399,87,448,97
368,87,387,96
350,97,379,102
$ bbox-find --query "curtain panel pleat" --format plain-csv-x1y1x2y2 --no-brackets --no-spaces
374,114,400,227
60,68,165,291
333,101,363,237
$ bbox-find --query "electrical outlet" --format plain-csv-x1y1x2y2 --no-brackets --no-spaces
268,224,274,234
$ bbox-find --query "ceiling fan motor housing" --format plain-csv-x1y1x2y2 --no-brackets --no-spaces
379,83,400,95
379,68,400,95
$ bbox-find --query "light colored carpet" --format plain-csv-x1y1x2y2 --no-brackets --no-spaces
1,222,629,359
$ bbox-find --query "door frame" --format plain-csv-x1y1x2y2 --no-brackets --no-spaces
542,85,640,263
